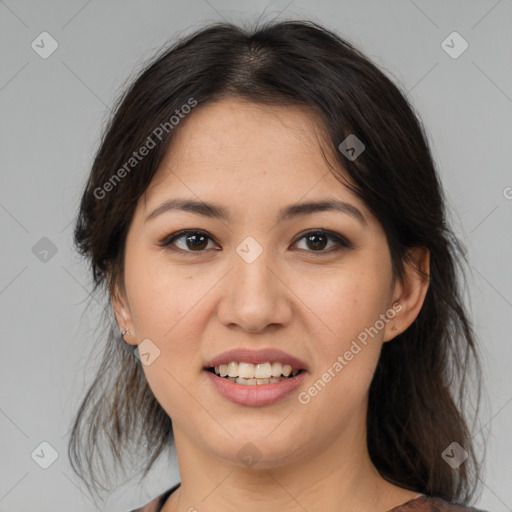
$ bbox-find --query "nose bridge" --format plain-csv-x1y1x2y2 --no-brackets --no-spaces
219,234,290,331
234,234,278,301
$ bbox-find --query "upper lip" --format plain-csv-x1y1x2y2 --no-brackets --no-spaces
205,348,308,371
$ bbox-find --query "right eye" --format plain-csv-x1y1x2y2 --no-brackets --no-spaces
158,229,219,254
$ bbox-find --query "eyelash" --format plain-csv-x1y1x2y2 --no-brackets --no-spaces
158,229,351,255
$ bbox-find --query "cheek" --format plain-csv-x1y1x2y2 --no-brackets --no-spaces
297,260,391,401
124,248,199,341
123,252,207,420
302,262,391,348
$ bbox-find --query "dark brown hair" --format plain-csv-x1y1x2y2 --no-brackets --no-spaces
68,19,487,504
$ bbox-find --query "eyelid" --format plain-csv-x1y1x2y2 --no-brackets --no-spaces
158,228,352,253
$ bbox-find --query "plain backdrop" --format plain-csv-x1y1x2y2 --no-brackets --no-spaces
1,1,511,511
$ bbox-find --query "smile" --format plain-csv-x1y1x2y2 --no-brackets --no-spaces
208,361,302,385
205,365,306,407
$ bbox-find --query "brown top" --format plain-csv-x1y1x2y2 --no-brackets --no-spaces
129,485,490,512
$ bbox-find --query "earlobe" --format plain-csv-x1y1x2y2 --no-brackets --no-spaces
383,246,430,342
111,283,137,346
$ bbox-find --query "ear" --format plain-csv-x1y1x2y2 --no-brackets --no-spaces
383,245,430,342
111,280,138,346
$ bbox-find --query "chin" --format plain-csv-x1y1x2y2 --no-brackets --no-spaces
205,428,310,470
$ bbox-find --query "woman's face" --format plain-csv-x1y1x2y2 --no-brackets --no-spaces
113,98,411,468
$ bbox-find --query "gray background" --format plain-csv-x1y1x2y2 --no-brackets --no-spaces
1,0,511,510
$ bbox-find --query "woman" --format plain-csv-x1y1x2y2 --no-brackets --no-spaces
68,19,489,512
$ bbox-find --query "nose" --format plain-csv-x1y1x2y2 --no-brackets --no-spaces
217,244,293,333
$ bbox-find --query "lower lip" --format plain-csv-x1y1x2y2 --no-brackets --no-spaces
205,370,307,407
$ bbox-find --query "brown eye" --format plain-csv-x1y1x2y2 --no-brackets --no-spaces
159,230,217,252
293,230,351,253
159,229,350,255
304,232,329,251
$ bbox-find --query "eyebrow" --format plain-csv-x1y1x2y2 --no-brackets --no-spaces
145,198,367,225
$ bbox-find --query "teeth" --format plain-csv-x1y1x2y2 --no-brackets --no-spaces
282,364,292,377
224,376,290,384
255,362,272,379
227,362,238,378
238,362,255,379
271,362,283,377
211,361,301,380
235,377,274,385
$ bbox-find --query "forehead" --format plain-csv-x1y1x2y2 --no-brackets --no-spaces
172,97,328,149
139,100,375,227
144,98,354,201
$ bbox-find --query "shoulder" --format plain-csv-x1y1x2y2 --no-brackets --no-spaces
391,495,490,512
129,495,161,512
129,482,180,512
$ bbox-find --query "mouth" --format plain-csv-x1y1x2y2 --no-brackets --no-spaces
203,348,308,406
206,362,304,385
204,363,307,407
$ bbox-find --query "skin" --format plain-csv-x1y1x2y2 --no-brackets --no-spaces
112,98,430,512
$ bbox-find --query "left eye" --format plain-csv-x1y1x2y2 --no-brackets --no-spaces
158,229,350,254
293,230,350,253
